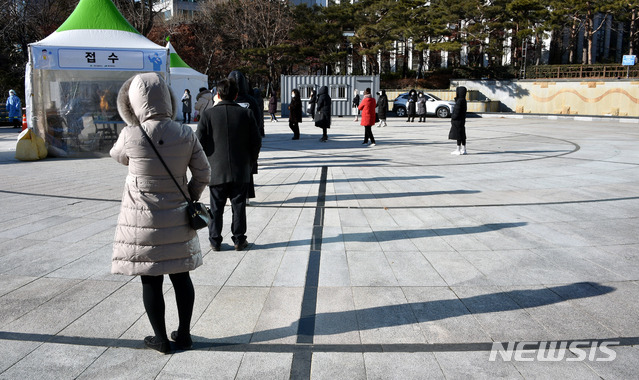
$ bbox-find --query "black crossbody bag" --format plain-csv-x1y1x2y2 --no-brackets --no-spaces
139,126,211,230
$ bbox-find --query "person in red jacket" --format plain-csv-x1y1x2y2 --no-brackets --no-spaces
357,88,377,146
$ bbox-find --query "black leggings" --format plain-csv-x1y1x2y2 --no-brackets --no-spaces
141,272,195,341
457,139,466,146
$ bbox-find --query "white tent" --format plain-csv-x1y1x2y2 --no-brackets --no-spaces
167,42,208,121
26,0,168,156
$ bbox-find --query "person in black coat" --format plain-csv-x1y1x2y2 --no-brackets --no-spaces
228,70,264,138
288,88,302,140
228,70,262,201
449,86,468,155
376,90,388,127
315,85,331,142
308,88,317,120
268,91,278,122
196,78,262,251
407,89,417,122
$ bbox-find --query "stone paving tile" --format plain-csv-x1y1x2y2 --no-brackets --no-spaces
434,351,523,379
351,287,427,344
0,342,106,380
310,353,366,380
76,347,172,380
363,352,445,379
403,286,492,344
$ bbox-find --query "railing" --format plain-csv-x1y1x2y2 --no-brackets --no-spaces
526,64,639,79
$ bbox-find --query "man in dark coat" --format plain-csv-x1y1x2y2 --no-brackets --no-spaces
196,78,262,251
228,70,262,200
376,90,388,127
449,86,468,155
315,85,331,142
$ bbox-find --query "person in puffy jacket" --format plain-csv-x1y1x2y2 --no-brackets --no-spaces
110,72,211,354
358,88,377,146
194,87,213,119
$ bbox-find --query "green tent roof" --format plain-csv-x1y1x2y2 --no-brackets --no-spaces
56,0,139,34
170,52,192,69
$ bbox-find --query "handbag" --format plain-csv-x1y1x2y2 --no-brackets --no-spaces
139,126,211,230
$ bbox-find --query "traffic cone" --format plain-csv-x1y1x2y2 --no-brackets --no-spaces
22,114,27,130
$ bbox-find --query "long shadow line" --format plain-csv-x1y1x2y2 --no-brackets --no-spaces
0,331,636,354
3,190,637,209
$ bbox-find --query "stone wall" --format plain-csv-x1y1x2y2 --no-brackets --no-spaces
451,79,639,117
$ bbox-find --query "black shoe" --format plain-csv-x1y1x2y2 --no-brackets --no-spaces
234,240,249,251
144,336,170,354
292,136,299,140
170,331,193,350
211,243,221,251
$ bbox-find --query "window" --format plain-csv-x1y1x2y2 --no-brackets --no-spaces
330,85,347,100
298,85,315,100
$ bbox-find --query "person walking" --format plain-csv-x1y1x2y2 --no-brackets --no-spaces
407,89,417,122
352,89,360,121
308,88,317,120
416,92,427,122
449,86,468,155
110,73,211,354
194,87,213,120
376,90,388,127
268,91,278,122
315,85,331,142
196,78,262,252
181,89,192,123
288,88,302,140
358,88,377,146
6,90,21,128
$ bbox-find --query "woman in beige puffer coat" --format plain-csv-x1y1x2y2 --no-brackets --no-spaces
110,72,210,353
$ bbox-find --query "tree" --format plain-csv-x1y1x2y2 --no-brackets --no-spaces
112,0,161,36
0,0,76,93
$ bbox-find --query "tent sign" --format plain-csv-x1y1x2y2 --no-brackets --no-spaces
59,49,143,69
32,46,166,71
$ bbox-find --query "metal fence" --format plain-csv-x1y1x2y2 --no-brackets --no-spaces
525,64,639,79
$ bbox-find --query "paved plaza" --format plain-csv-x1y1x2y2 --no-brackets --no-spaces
0,114,638,379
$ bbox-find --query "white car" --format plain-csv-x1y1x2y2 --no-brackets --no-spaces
392,92,455,118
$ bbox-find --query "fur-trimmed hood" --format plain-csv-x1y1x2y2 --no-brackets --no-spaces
117,73,177,126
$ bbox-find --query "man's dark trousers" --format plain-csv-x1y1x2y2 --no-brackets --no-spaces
209,182,249,246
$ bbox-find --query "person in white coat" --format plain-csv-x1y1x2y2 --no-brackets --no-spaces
110,73,210,353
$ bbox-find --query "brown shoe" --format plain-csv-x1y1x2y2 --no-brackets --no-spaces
234,241,249,251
